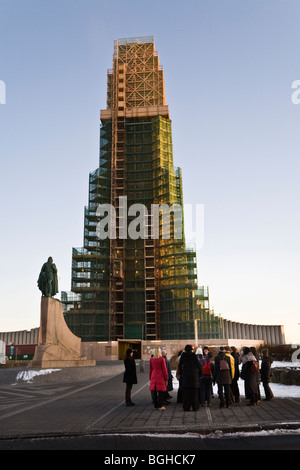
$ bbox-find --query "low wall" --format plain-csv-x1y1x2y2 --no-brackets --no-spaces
271,367,300,386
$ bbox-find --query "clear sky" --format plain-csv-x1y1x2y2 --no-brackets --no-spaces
0,0,299,344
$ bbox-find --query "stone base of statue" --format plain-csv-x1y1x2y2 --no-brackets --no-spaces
30,297,95,368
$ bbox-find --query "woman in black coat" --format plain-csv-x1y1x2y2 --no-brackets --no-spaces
178,345,202,411
260,348,274,401
123,348,137,406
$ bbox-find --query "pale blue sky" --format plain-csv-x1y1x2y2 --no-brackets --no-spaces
0,0,299,343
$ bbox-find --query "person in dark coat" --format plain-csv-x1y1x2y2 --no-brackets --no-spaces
176,350,184,404
123,348,137,406
250,346,261,402
213,347,232,408
178,345,202,411
260,348,274,401
162,350,173,403
241,347,259,406
230,346,241,403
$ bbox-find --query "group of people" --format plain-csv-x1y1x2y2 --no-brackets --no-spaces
176,344,274,411
122,344,274,412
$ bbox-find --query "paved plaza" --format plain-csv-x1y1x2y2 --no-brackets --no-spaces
0,362,299,449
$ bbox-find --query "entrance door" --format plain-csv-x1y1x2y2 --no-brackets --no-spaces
118,340,141,360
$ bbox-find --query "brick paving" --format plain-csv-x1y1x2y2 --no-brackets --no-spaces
0,362,299,440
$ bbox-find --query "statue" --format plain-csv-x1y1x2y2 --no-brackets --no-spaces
37,257,59,297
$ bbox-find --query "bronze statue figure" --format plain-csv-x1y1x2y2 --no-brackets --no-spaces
37,257,59,297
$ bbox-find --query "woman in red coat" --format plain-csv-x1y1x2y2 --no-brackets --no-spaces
149,347,169,410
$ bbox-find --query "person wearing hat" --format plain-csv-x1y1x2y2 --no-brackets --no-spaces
203,346,209,359
123,348,137,406
178,344,202,411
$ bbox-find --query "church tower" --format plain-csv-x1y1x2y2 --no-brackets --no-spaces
63,37,222,342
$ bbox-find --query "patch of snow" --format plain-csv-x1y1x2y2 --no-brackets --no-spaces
171,360,300,398
16,369,61,383
95,433,201,439
205,427,300,439
272,361,300,370
272,361,299,367
92,429,300,440
262,383,300,398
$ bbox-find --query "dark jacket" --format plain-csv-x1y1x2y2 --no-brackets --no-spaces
178,350,202,388
260,349,273,383
123,357,137,385
163,356,173,391
213,351,232,385
241,353,259,397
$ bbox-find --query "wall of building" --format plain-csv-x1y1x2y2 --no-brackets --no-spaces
0,328,39,346
221,319,285,345
81,338,264,362
0,320,285,363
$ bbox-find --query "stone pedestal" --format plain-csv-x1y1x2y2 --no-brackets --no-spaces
31,297,95,368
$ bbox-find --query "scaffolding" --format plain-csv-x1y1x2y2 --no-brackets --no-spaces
63,37,222,342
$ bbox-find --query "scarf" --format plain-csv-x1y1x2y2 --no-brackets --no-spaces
242,352,257,364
